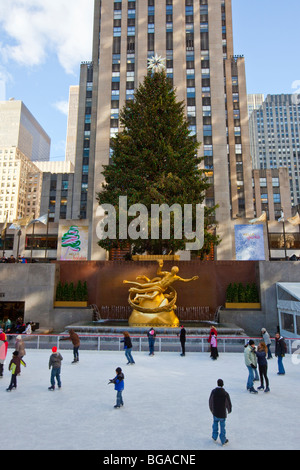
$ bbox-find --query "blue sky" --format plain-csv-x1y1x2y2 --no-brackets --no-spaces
0,0,300,161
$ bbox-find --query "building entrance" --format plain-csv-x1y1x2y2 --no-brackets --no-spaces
0,302,25,333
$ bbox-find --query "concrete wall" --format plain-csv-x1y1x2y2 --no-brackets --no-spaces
0,263,59,327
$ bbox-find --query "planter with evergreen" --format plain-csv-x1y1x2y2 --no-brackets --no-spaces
54,280,89,307
225,282,260,309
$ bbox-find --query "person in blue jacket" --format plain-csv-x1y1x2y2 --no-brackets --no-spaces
109,367,124,408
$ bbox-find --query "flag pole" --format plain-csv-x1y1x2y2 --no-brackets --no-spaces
265,219,271,260
45,210,50,260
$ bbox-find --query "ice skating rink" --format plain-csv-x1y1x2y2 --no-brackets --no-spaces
0,348,299,451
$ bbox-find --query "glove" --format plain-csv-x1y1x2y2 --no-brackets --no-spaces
250,364,257,369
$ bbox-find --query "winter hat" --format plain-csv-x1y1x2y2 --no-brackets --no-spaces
52,346,57,353
16,335,22,340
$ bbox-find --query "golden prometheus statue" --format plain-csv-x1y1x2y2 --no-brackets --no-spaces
123,260,199,327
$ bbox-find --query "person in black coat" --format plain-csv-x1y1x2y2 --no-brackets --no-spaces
275,332,287,375
178,325,186,356
209,379,232,446
121,331,135,364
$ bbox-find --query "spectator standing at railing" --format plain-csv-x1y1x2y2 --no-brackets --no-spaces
60,329,80,363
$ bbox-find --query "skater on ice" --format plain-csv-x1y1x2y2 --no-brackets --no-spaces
108,367,124,409
261,328,272,359
121,331,135,365
48,346,63,391
0,329,8,378
147,327,156,356
244,340,258,394
61,329,80,363
209,378,232,446
255,342,270,392
6,351,26,391
178,324,186,356
275,332,287,375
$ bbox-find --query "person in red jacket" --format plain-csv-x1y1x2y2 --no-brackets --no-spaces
0,329,8,378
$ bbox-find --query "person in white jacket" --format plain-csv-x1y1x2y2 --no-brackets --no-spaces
244,340,258,394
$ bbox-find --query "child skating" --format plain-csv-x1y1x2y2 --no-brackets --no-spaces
6,351,26,391
108,367,124,408
48,346,63,390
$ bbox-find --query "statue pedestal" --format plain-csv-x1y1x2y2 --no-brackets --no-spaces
128,309,180,327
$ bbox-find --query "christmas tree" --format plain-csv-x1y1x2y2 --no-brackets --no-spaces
96,66,220,256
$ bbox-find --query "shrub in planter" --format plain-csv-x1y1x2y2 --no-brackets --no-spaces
56,280,88,302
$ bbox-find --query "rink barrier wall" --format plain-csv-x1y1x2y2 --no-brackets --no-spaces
4,334,300,354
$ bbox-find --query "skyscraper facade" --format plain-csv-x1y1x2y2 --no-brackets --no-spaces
72,0,254,260
0,100,51,162
249,94,300,208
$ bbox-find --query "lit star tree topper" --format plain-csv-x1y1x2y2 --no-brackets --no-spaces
147,54,166,74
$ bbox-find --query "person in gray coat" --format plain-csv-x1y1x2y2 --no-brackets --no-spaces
261,328,272,359
48,346,63,390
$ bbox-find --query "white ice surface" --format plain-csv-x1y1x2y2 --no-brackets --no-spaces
0,348,299,451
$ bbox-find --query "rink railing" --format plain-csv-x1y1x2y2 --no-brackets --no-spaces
4,333,300,354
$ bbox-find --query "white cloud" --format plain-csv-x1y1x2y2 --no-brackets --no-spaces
53,100,69,116
0,0,94,74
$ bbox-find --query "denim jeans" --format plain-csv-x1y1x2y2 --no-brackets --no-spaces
116,390,123,407
246,365,255,389
212,416,226,444
277,355,285,374
148,338,155,355
267,344,272,359
73,346,79,361
51,367,61,388
125,348,135,364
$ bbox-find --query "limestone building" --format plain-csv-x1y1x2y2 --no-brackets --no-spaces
0,99,50,162
72,0,254,260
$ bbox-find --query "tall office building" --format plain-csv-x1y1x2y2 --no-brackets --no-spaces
72,0,254,260
249,94,300,207
0,99,51,162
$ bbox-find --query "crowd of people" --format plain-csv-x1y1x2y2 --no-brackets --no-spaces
0,324,290,447
0,254,27,263
0,316,35,335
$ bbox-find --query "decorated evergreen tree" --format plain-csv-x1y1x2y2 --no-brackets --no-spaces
96,67,220,255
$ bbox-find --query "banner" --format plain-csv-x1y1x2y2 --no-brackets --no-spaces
59,224,89,261
235,224,265,260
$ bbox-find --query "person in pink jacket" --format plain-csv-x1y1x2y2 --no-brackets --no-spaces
210,333,219,360
0,329,8,378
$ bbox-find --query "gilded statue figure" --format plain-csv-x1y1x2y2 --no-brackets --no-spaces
123,260,199,327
